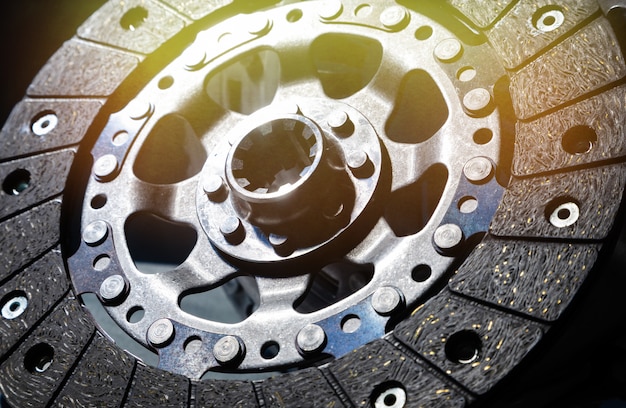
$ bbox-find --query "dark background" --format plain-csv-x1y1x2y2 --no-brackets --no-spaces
2,1,626,407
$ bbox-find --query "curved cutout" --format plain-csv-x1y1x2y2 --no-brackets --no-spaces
179,276,259,323
294,261,374,314
311,34,383,99
125,213,197,274
385,164,448,237
386,70,448,144
134,114,206,185
206,49,280,114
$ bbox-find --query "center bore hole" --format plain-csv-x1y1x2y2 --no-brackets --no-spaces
232,118,318,194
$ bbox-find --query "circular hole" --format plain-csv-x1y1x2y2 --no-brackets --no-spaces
473,128,493,145
373,382,407,408
3,169,31,196
411,264,432,282
126,306,145,323
415,25,433,40
260,341,280,359
445,330,482,364
91,194,107,209
92,254,111,272
457,66,476,82
24,343,54,373
354,4,372,18
561,125,597,155
532,6,564,32
287,8,303,22
120,7,148,31
158,75,174,90
547,198,580,228
184,336,203,354
1,291,28,319
458,196,478,214
31,112,58,136
112,131,130,147
341,314,361,333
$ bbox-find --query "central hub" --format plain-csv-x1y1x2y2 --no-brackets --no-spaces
197,99,382,262
226,115,331,228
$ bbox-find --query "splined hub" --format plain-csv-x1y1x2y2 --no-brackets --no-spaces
198,100,381,262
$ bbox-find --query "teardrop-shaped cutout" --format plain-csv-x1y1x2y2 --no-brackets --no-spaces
134,114,207,184
385,70,448,144
385,164,448,237
206,49,281,114
125,212,197,274
311,34,383,99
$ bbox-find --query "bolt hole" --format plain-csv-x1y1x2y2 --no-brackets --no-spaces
445,330,481,364
561,125,597,155
184,336,203,354
31,112,58,136
473,128,493,145
120,7,148,31
93,254,111,271
91,194,107,209
158,76,174,90
411,264,431,282
1,291,28,319
3,169,31,196
415,25,433,40
126,306,145,323
458,196,478,214
261,341,280,359
287,8,303,22
24,343,54,373
341,314,361,333
457,66,476,82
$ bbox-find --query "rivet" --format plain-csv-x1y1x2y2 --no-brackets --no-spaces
319,0,343,20
463,88,492,116
463,157,494,183
147,318,175,347
213,335,244,365
327,110,354,136
203,175,227,201
99,275,127,303
380,6,409,30
248,15,272,35
434,38,463,62
93,154,118,181
83,220,108,246
371,286,402,315
347,151,373,178
433,224,464,252
220,216,245,244
296,324,326,354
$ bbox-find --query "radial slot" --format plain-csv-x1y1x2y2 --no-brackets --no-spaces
125,213,197,274
231,118,317,193
134,114,207,184
206,49,280,115
179,276,259,323
385,70,448,144
294,261,373,314
385,164,448,237
311,34,382,99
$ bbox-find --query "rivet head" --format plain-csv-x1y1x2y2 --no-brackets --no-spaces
83,220,108,246
463,157,494,183
127,100,153,120
93,154,118,181
433,224,464,252
220,217,245,244
347,151,373,178
296,324,326,354
435,38,463,62
183,47,207,70
203,175,227,201
213,335,244,365
32,113,58,136
380,6,409,30
371,286,402,315
327,110,354,136
148,319,175,347
268,233,292,256
99,275,127,303
248,15,272,35
463,88,492,116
